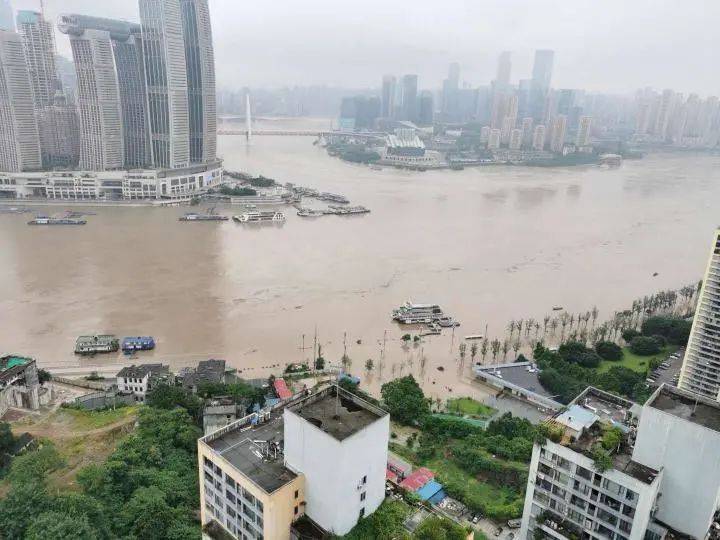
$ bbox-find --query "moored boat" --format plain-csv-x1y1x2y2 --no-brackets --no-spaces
28,215,86,225
233,211,286,223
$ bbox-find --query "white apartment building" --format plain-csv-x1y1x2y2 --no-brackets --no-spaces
198,384,389,539
576,116,593,147
116,363,170,402
679,228,720,399
532,125,546,151
550,114,567,153
520,385,720,540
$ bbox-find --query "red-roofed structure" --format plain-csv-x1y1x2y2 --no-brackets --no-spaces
386,468,398,483
399,467,434,491
273,378,292,400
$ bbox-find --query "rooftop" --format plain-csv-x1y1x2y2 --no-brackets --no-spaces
548,387,659,485
116,363,168,379
648,384,720,433
204,411,297,494
286,385,387,441
0,355,34,385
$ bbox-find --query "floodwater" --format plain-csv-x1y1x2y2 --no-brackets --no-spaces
1,120,719,400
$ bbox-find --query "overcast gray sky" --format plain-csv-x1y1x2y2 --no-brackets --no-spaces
11,0,720,95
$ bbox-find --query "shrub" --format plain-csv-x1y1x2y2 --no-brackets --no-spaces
621,328,641,342
630,336,661,356
595,341,623,361
558,341,601,368
591,444,613,472
641,316,692,345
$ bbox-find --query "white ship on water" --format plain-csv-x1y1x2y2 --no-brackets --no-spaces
392,301,459,326
233,211,286,223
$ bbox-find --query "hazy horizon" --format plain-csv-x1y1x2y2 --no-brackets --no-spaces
9,0,720,96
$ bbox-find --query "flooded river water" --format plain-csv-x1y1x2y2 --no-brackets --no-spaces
1,119,718,399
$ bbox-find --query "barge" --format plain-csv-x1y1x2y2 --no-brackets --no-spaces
121,336,156,352
28,215,86,225
75,335,120,355
233,211,286,223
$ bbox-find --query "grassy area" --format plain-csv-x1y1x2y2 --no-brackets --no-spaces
60,405,139,430
427,458,524,518
342,499,412,539
446,397,497,419
597,345,678,374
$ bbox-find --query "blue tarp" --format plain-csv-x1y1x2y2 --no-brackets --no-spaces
416,479,443,501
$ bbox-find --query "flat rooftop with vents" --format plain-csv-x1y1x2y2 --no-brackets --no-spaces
285,384,387,441
647,384,720,433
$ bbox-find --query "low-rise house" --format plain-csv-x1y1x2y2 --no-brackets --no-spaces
116,364,172,402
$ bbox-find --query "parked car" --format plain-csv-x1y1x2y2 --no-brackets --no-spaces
507,519,522,529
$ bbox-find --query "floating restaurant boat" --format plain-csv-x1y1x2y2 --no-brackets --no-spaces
296,208,325,218
317,192,350,204
392,301,445,324
233,211,286,223
75,335,119,355
121,336,156,352
328,205,370,215
28,215,86,225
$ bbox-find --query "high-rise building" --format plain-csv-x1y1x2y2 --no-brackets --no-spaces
400,74,418,123
488,128,501,149
441,62,460,122
0,0,13,31
0,29,41,171
37,92,79,168
651,89,676,140
509,128,522,150
418,90,434,125
679,229,720,399
54,54,76,101
519,385,720,540
495,51,511,88
198,384,389,539
58,14,142,170
16,10,57,109
381,74,396,118
180,0,216,164
532,124,546,150
480,125,491,144
139,0,190,169
550,114,567,153
529,49,554,121
575,115,592,147
520,117,533,148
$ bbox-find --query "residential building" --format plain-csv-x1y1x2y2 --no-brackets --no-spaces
180,358,231,392
479,125,491,144
509,128,523,150
679,228,720,399
0,0,13,31
198,384,389,539
495,51,511,89
116,363,171,402
180,0,216,164
418,90,433,125
37,92,79,168
520,385,720,540
381,74,396,118
521,117,533,148
576,115,592,147
550,114,567,153
0,29,41,171
139,0,190,169
532,125,546,151
400,74,418,122
16,10,57,109
488,128,501,149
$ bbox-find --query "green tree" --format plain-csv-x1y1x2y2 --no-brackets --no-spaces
381,375,430,425
595,341,623,361
630,336,661,356
26,512,100,540
413,516,468,540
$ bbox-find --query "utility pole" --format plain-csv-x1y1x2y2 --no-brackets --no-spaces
313,326,318,367
381,330,387,359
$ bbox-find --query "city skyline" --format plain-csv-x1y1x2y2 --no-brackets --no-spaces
6,0,720,95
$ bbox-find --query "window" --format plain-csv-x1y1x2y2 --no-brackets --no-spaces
256,500,263,513
359,507,365,519
362,475,367,484
360,492,366,501
294,490,299,499
294,505,299,515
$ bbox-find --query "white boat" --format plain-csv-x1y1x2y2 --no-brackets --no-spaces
297,208,325,218
233,211,286,223
392,301,444,324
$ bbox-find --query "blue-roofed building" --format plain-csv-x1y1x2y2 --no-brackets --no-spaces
416,479,444,502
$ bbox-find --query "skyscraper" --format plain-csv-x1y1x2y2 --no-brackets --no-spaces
529,49,554,121
0,0,13,31
139,0,190,169
531,124,545,150
401,74,418,123
0,29,41,171
495,51,511,88
575,115,592,146
37,92,79,168
180,0,216,164
441,63,460,122
381,74,396,118
679,229,720,399
58,14,142,170
520,117,533,148
550,114,566,153
418,90,433,125
16,10,57,109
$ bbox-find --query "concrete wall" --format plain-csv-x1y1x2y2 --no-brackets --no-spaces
632,404,720,538
283,408,389,536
